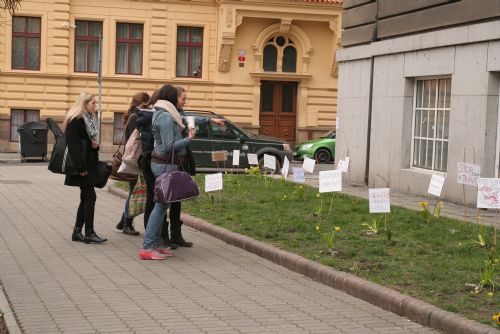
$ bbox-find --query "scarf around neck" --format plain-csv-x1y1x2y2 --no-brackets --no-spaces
82,112,98,139
154,100,185,130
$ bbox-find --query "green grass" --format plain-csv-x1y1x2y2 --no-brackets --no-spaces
180,174,499,327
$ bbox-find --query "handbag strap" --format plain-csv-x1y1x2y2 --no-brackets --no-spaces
114,113,134,155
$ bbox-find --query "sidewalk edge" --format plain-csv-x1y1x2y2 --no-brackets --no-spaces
0,280,23,334
109,185,499,334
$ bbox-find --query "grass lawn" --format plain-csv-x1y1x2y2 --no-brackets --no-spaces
115,174,499,327
180,173,499,327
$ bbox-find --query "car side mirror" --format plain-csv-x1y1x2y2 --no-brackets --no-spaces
239,135,246,143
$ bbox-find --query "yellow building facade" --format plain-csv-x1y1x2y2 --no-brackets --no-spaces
0,0,342,152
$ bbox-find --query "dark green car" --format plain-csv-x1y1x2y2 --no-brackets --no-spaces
186,110,293,172
293,130,336,163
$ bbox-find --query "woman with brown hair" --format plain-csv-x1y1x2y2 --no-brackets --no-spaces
115,91,150,235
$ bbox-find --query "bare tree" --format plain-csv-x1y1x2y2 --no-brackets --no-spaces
1,0,21,14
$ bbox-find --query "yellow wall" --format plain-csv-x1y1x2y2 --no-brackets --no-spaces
0,0,342,152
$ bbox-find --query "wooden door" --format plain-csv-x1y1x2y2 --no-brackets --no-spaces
259,81,297,143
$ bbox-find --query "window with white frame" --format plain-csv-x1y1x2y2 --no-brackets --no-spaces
10,109,40,141
412,78,451,171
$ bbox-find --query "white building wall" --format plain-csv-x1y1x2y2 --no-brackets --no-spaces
337,20,500,206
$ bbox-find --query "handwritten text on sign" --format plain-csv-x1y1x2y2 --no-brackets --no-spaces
205,173,223,192
293,167,305,183
369,188,390,213
457,162,481,187
428,174,445,197
477,178,500,209
319,170,342,193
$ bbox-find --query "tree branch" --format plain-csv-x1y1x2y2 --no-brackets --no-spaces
0,0,21,15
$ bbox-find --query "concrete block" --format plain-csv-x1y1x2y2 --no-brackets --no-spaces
487,40,500,72
403,47,455,77
453,43,490,96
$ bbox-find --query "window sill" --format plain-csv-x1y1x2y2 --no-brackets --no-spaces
402,167,447,177
250,71,312,81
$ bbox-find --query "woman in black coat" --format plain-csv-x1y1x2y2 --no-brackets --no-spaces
64,92,107,244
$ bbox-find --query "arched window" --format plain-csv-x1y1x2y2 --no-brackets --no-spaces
263,45,277,71
282,46,297,73
262,35,296,73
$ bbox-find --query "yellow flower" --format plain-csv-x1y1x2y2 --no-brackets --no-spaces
299,186,303,189
492,312,500,325
316,193,320,198
487,292,494,298
335,226,341,232
315,225,320,231
419,201,428,208
438,201,444,208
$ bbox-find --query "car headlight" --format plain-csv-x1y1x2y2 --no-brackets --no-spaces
301,144,313,149
283,144,290,151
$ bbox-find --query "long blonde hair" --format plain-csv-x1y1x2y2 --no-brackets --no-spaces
63,92,95,128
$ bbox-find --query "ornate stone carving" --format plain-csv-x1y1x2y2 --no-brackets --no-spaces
226,8,233,28
218,32,236,72
280,18,292,33
331,38,341,77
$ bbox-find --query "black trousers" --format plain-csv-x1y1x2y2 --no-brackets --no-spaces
75,186,96,235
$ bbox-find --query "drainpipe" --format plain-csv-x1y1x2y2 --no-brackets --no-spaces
364,2,378,185
364,56,374,185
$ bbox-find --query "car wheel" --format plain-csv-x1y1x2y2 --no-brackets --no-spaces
315,149,331,164
258,155,281,175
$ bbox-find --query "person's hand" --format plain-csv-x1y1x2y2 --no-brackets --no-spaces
188,127,196,140
79,171,88,176
212,118,225,126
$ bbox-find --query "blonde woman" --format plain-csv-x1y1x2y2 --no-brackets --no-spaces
64,92,107,244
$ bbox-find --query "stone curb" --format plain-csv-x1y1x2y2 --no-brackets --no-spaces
0,281,22,334
108,185,499,334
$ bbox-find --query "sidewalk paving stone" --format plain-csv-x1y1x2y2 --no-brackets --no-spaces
0,165,497,334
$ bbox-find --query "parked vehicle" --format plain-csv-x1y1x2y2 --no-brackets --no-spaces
293,130,335,163
186,110,293,173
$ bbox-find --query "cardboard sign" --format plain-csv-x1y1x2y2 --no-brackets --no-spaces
319,170,342,193
369,188,391,213
281,156,290,178
232,150,240,166
428,174,445,197
211,151,227,162
457,162,481,187
263,154,276,170
247,153,258,165
303,157,316,173
477,178,500,209
186,116,195,129
205,173,223,192
292,167,305,183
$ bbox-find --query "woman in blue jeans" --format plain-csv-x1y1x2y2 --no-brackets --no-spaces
139,84,195,260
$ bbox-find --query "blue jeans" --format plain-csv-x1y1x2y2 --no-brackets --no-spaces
142,162,179,250
123,179,137,219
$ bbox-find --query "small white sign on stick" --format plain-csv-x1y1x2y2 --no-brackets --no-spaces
369,188,391,213
263,154,276,170
319,170,342,193
477,178,500,209
232,150,240,166
337,158,349,173
303,157,316,173
293,167,305,183
247,153,258,165
281,156,290,178
428,174,445,197
457,162,481,187
205,173,223,192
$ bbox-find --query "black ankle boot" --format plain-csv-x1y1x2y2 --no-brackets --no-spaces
72,227,84,242
116,214,124,230
170,220,193,247
84,232,107,244
161,220,178,249
123,218,140,236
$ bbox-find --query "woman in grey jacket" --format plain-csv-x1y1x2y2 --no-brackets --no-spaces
139,84,195,260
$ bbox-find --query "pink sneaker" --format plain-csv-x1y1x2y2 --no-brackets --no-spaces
155,248,175,257
139,249,167,260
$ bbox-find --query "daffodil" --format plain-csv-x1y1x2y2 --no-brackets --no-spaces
335,226,341,232
316,193,320,198
492,312,500,325
487,292,494,298
315,225,320,231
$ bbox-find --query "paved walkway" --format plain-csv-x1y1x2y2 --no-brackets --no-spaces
0,165,440,334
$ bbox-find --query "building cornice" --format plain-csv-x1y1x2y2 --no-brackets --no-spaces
217,0,341,9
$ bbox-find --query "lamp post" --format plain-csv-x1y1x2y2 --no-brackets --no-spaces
97,34,103,144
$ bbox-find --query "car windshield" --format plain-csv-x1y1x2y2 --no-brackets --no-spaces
321,130,336,139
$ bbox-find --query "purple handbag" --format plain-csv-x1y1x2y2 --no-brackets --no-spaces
153,148,200,203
